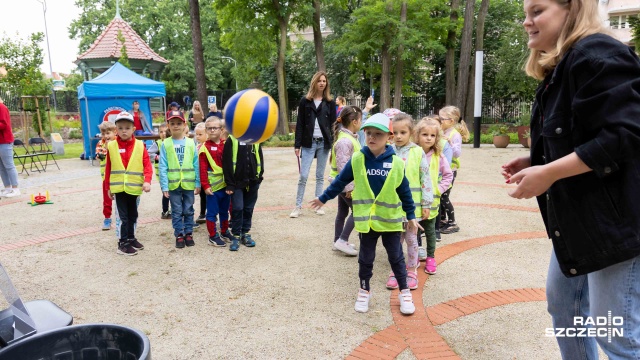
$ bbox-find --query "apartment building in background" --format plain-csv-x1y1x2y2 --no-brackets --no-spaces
600,0,639,46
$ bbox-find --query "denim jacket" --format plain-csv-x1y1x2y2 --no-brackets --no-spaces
530,33,640,277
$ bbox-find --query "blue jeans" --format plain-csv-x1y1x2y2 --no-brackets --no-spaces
168,188,195,237
547,249,640,359
0,143,19,188
230,182,260,236
295,140,330,208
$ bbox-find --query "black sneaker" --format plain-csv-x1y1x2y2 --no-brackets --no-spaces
208,234,226,247
241,233,256,247
130,238,144,250
441,223,460,234
196,215,206,224
176,235,185,249
220,230,236,243
117,241,138,256
161,211,171,219
185,233,195,247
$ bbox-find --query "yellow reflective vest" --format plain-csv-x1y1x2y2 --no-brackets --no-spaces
443,128,461,170
108,140,144,196
352,152,406,233
228,135,261,177
199,144,226,192
428,153,442,220
163,137,197,191
404,146,423,216
330,131,361,178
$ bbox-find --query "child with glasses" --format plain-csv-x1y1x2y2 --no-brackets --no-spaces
199,117,233,246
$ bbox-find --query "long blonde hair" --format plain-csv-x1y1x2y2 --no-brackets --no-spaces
415,119,443,156
191,100,203,115
525,0,605,80
305,71,333,101
440,105,470,142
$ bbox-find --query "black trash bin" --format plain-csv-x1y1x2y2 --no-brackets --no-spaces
0,323,151,360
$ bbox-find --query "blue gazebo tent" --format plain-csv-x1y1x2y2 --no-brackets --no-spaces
77,62,166,158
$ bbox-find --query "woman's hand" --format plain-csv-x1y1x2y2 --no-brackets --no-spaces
507,166,555,199
309,198,324,210
295,148,300,157
501,155,531,181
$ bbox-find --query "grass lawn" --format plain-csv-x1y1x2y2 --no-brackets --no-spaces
13,142,84,165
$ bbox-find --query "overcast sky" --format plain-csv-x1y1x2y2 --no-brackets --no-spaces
1,0,81,74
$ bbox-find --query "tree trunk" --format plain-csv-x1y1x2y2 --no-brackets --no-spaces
188,0,208,109
455,0,476,112
466,0,490,123
445,0,460,105
380,42,391,112
273,0,290,135
312,0,326,72
392,1,407,109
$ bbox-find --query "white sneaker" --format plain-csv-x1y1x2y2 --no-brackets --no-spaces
315,208,325,215
333,239,358,256
418,247,427,261
355,289,371,313
3,189,21,198
398,289,415,315
332,240,357,251
0,188,9,197
289,207,301,218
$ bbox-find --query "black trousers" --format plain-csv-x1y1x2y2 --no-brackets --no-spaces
358,230,408,290
230,182,260,235
440,170,457,223
115,192,139,241
199,186,206,217
162,195,169,213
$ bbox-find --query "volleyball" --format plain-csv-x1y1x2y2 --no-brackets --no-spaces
223,89,280,144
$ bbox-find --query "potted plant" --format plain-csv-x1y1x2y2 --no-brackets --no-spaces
524,130,531,148
516,112,531,147
489,124,511,148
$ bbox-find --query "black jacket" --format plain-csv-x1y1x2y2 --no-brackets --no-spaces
222,137,264,192
530,33,640,277
294,96,336,150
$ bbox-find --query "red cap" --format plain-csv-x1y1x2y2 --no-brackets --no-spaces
166,110,185,123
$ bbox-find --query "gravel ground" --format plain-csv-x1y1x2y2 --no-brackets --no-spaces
0,144,595,359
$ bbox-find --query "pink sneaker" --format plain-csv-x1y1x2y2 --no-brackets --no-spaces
407,270,418,290
425,257,437,275
386,272,398,289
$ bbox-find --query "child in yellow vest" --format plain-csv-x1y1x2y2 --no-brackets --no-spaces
104,112,153,256
194,122,208,224
388,113,433,290
199,117,233,247
329,106,362,256
96,121,116,231
159,111,201,248
415,119,453,274
438,106,468,234
310,113,420,315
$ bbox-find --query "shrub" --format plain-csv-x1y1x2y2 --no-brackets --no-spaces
69,129,83,139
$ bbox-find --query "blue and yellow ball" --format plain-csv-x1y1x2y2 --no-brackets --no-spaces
224,89,279,144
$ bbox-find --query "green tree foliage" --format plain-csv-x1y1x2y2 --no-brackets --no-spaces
0,33,49,96
629,14,640,52
116,30,131,68
69,0,225,94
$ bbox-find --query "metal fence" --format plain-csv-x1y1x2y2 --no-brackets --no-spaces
1,85,532,125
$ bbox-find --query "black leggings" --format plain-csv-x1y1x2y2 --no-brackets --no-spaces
199,186,206,217
440,170,457,223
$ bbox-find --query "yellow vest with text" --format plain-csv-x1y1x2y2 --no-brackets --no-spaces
199,144,226,192
444,128,461,170
108,140,144,195
352,152,406,233
428,153,442,220
163,137,196,191
404,146,423,216
330,131,361,178
228,135,261,177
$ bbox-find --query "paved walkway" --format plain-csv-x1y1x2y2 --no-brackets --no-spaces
0,146,588,359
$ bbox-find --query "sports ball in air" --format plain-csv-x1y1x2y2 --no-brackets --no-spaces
223,89,280,144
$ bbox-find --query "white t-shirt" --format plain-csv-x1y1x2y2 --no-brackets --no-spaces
313,99,323,139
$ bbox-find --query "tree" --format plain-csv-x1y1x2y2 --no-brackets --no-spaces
188,0,208,108
392,1,407,108
463,0,490,123
116,30,131,68
216,0,312,134
0,33,48,96
629,15,640,52
444,0,461,104
454,0,476,113
70,0,226,94
311,0,326,71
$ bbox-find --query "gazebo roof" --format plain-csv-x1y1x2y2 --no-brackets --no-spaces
75,16,169,64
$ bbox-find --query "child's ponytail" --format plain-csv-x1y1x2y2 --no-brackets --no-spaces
333,105,362,147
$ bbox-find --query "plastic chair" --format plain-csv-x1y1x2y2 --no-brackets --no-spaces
0,324,151,360
12,140,42,175
28,137,60,171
